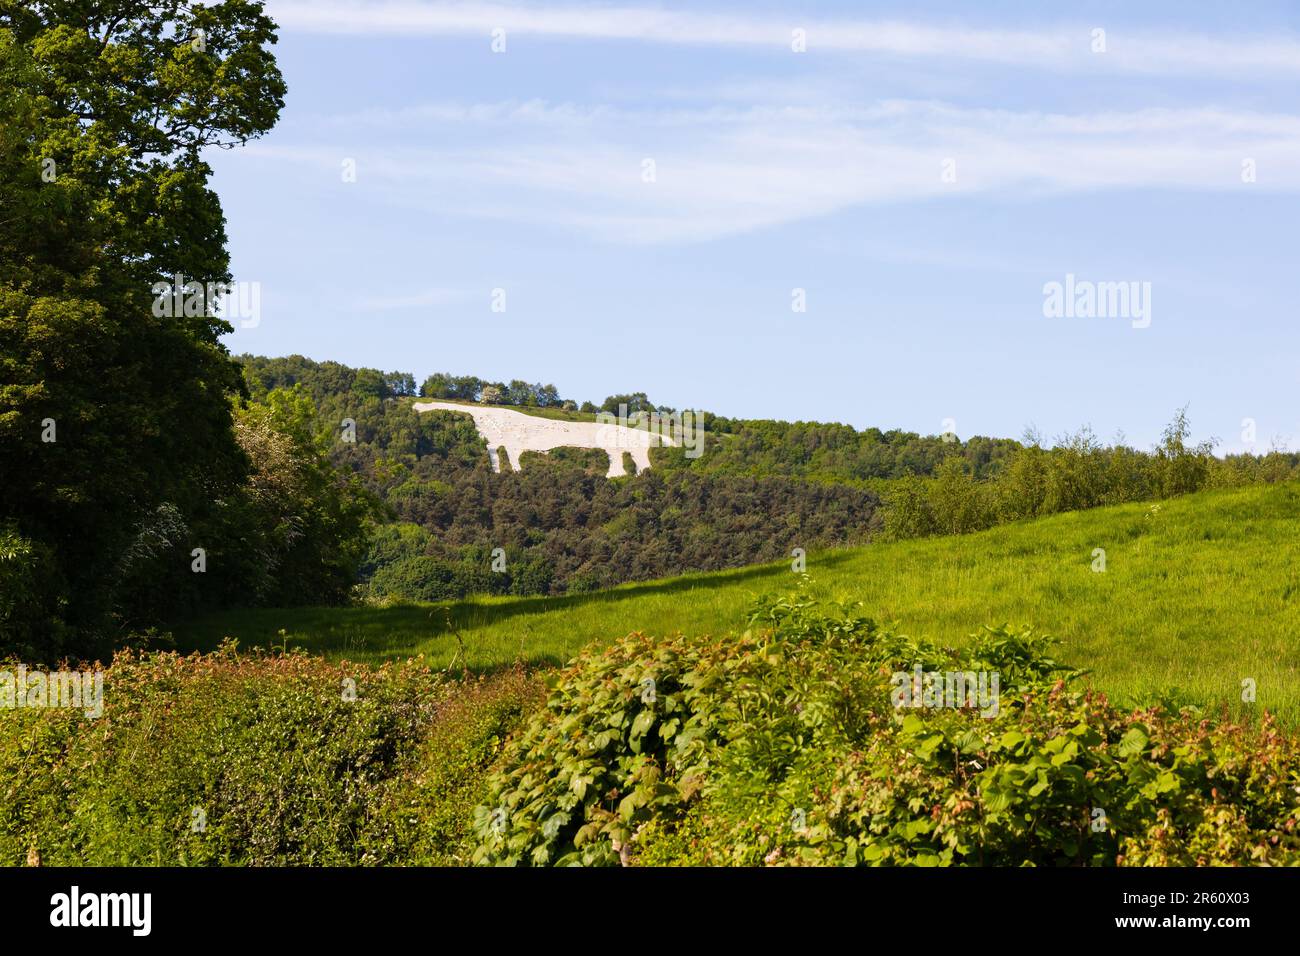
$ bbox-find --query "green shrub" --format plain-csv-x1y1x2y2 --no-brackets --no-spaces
0,646,540,865
362,666,543,864
473,584,1300,866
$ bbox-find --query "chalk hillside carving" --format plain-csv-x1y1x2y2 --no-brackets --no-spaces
413,401,674,477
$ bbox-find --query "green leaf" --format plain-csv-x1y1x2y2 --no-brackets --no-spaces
1118,727,1149,757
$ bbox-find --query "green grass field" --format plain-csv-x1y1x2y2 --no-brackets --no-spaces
179,481,1300,722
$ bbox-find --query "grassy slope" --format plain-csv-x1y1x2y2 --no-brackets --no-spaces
179,481,1300,722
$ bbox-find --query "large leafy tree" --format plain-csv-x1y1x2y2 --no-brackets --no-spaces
0,2,286,656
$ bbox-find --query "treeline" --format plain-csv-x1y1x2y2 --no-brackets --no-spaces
881,410,1300,539
418,367,1023,485
247,355,1019,486
255,356,668,416
420,373,566,409
653,419,1020,484
420,373,680,418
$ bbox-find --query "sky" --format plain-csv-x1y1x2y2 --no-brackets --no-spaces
209,0,1300,451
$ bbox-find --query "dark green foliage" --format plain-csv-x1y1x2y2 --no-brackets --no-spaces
386,466,880,599
0,525,67,659
232,358,1299,610
418,370,563,408
601,392,654,414
102,385,381,630
0,3,285,656
660,417,1018,485
210,389,379,607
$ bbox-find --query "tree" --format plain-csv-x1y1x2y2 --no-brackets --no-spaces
1154,406,1215,498
505,379,534,406
220,388,379,607
420,372,454,398
0,2,286,655
602,392,654,415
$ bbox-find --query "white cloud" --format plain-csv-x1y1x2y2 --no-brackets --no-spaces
249,99,1300,244
264,1,1300,76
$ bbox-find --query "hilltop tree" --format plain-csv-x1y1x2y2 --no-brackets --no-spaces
601,392,654,415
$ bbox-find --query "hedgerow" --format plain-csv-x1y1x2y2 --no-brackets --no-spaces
0,645,541,865
473,583,1300,866
7,587,1296,867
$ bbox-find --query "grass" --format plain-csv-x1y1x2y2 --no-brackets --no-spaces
177,481,1300,723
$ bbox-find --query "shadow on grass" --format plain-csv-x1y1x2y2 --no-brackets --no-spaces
176,548,864,666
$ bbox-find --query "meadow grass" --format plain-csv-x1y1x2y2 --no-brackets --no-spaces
178,481,1300,723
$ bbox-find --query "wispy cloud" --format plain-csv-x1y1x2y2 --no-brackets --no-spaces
265,1,1300,76
251,99,1300,243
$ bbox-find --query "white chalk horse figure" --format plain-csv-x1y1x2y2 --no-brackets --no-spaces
412,401,674,478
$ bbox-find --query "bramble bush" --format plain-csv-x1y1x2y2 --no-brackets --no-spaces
473,582,1300,866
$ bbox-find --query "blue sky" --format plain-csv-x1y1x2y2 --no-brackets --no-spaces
210,1,1300,451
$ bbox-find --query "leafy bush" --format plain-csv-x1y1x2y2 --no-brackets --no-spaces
0,646,540,865
362,666,542,864
473,584,1300,866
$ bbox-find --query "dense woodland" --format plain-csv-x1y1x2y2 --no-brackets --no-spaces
239,355,889,601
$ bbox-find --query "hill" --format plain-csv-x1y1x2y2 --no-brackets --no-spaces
232,354,1012,602
181,480,1300,724
223,354,1294,622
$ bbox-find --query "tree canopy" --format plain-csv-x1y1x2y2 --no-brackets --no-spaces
1,1,286,657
